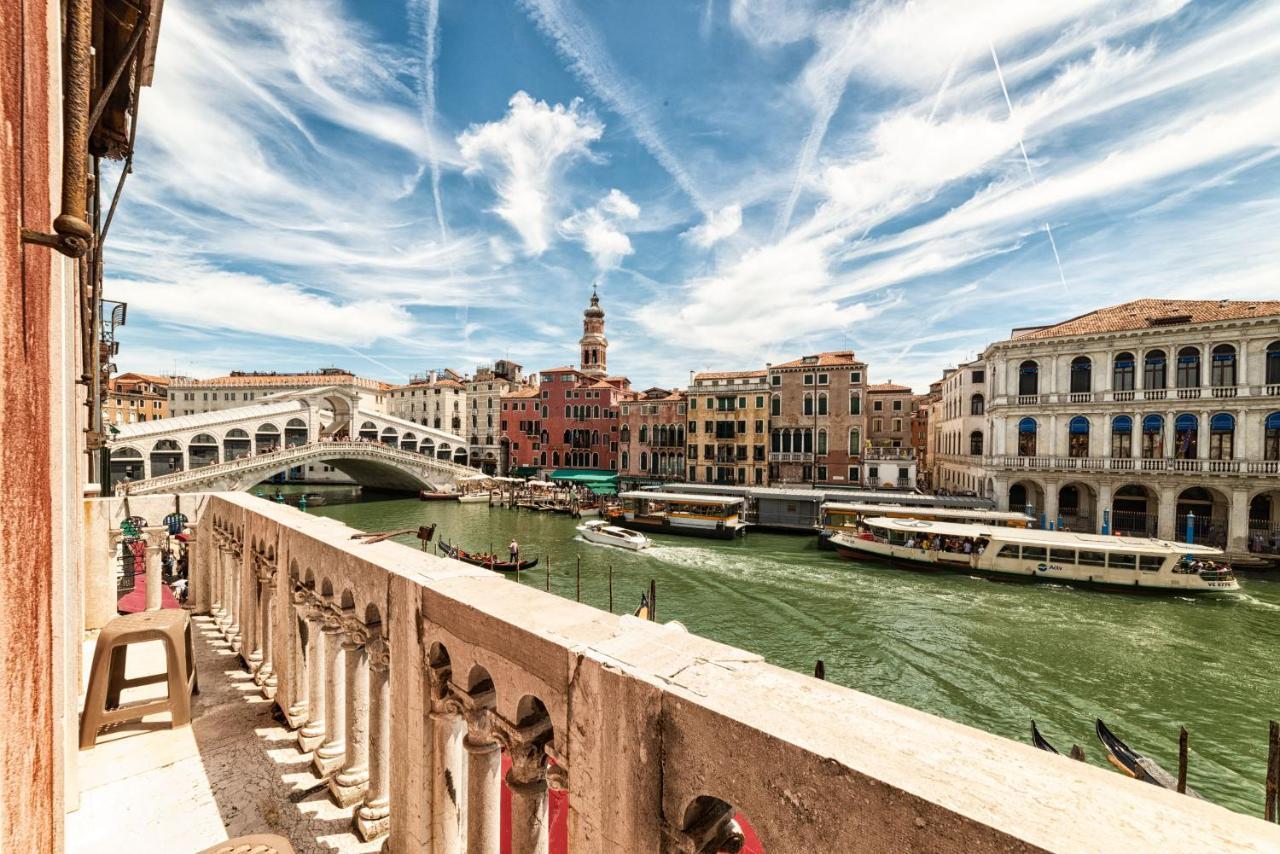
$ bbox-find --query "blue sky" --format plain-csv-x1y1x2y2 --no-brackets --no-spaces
105,0,1280,392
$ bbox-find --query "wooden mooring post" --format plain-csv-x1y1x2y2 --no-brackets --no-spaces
545,556,550,592
1177,726,1188,794
649,578,657,622
608,566,613,613
813,660,825,680
1266,719,1279,823
1069,745,1086,762
575,555,581,602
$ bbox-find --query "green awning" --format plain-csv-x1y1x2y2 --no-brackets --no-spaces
509,466,540,476
588,483,618,496
548,469,619,484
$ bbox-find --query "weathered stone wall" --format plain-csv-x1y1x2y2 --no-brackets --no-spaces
180,491,1280,852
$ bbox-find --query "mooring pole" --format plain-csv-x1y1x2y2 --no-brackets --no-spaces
1177,727,1188,794
545,556,550,592
649,578,657,622
1069,745,1086,762
1266,720,1279,822
576,556,581,602
608,566,613,613
814,660,825,680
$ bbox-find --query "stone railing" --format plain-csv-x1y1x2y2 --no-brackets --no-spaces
126,440,479,493
768,452,812,463
993,384,1280,407
985,455,1279,476
185,492,1280,852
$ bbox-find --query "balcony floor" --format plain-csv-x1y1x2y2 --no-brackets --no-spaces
69,615,380,854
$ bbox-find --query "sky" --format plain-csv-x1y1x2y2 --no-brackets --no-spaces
104,0,1280,392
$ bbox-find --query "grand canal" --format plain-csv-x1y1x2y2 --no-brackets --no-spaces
292,488,1280,817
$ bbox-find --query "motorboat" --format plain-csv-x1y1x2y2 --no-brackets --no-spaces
576,519,651,551
829,517,1239,594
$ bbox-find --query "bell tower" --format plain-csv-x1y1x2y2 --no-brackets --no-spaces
579,285,607,378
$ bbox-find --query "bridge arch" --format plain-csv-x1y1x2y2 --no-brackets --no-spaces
225,428,251,461
254,423,281,454
189,433,219,468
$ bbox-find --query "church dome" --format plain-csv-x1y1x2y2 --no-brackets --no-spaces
584,290,605,318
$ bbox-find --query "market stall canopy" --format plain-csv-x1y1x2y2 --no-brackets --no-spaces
550,469,620,485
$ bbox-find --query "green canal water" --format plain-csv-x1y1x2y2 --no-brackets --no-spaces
288,488,1280,818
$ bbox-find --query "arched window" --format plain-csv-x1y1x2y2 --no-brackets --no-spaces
817,393,828,415
1210,344,1237,387
565,405,571,417
639,425,648,443
1176,347,1201,388
1018,361,1039,396
970,394,984,415
1268,343,1280,385
1111,415,1132,458
553,451,561,466
593,405,601,418
771,395,781,416
803,393,814,416
849,428,861,451
1174,412,1198,459
1070,356,1092,394
592,452,600,468
591,430,600,445
1068,415,1089,457
1141,415,1164,459
540,451,547,466
771,430,781,453
1113,353,1135,391
816,429,827,455
563,429,573,445
640,452,648,471
1144,350,1167,390
969,431,983,455
1017,417,1037,457
1209,413,1235,460
1266,412,1280,460
620,425,631,443
621,451,629,470
802,429,813,453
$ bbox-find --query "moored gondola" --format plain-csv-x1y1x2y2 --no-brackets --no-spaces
439,539,538,573
1095,719,1201,797
1030,720,1060,755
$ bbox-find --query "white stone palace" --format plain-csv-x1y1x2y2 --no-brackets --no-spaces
933,299,1280,553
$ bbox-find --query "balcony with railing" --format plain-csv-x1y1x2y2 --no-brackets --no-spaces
994,384,1280,408
768,452,813,463
67,492,1280,852
986,455,1280,476
863,447,917,461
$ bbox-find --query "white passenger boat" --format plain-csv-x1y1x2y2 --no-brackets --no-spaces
457,491,493,504
607,491,748,540
830,517,1238,594
817,502,1033,549
576,519,651,551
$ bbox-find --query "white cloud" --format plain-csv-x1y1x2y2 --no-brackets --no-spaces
105,269,415,345
682,204,743,248
458,91,604,254
560,189,641,270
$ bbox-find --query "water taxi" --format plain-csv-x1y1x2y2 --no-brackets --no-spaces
576,519,651,551
818,502,1033,548
606,491,748,540
830,517,1238,593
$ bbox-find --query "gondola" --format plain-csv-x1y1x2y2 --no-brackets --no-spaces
1094,719,1201,798
439,540,538,573
1030,720,1060,755
419,490,459,502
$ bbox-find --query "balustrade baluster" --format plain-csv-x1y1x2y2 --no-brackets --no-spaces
506,730,552,854
246,554,263,674
429,706,465,850
463,703,502,854
331,619,371,806
256,570,277,699
298,599,328,752
286,586,310,725
314,607,348,776
356,637,391,841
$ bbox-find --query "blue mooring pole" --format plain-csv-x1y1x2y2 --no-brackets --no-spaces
1102,508,1110,535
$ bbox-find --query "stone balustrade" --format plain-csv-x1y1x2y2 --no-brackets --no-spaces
181,491,1280,852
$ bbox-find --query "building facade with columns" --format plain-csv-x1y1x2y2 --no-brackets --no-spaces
169,369,387,417
620,388,687,481
981,299,1280,552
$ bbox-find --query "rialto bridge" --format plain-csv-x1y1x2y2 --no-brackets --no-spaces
108,387,474,492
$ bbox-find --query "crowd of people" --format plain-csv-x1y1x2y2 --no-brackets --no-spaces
901,534,989,556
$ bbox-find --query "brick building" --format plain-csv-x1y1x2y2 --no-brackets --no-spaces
620,388,686,481
103,372,170,426
867,382,915,447
767,351,867,486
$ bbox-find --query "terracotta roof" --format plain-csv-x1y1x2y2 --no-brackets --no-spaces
867,383,912,393
171,372,384,389
692,369,766,381
769,350,862,369
502,387,541,399
114,371,171,384
1013,299,1280,341
540,366,580,375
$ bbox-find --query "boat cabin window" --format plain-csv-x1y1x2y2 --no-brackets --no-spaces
1077,550,1107,568
1049,548,1076,564
1107,553,1137,570
996,544,1020,559
887,530,907,545
1021,546,1046,562
1139,556,1165,572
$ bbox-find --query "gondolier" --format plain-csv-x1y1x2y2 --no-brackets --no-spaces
509,539,520,562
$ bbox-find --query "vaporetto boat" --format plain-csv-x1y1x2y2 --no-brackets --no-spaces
830,517,1239,594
